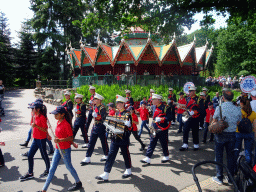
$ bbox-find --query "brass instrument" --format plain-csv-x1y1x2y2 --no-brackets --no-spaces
104,116,129,139
149,125,161,138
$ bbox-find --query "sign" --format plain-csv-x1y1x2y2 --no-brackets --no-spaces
240,76,256,93
183,82,195,94
73,78,79,88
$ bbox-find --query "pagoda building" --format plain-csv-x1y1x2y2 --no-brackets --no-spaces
66,27,213,77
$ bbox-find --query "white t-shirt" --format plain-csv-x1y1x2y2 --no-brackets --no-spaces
250,100,256,112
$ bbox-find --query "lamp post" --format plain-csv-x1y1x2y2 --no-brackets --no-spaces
125,63,130,89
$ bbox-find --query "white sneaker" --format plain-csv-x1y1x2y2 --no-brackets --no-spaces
161,156,170,163
80,157,91,165
122,168,132,178
140,157,151,164
82,143,89,148
100,155,108,162
181,143,188,148
199,127,203,130
194,144,199,148
95,172,109,181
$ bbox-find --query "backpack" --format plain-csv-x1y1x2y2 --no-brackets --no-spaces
238,114,253,133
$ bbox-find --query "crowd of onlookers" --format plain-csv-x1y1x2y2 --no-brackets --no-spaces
206,75,245,88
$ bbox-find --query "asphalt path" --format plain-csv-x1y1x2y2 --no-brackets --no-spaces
0,89,233,192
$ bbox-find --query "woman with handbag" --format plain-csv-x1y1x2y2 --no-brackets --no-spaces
234,97,256,165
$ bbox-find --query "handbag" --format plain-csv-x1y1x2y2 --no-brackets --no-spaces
209,98,229,134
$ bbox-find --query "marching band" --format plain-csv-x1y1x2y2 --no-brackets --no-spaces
19,84,218,190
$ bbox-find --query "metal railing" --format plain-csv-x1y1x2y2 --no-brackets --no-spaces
41,80,72,89
73,75,205,88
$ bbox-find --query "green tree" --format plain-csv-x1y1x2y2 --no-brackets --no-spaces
0,11,14,86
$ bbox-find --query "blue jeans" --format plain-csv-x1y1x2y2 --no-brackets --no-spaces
28,139,50,174
234,132,254,165
26,127,32,142
26,127,54,151
177,114,183,132
138,120,150,136
203,122,214,141
42,148,80,191
215,132,236,181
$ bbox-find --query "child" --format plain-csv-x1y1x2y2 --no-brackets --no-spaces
136,102,150,137
176,92,186,134
140,97,147,107
20,102,50,181
202,102,215,143
40,106,82,192
107,103,116,116
128,106,145,151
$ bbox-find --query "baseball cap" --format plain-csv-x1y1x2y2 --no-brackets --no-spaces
50,106,66,114
35,98,43,104
28,102,43,109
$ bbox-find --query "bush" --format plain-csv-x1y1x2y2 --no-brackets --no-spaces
67,84,241,105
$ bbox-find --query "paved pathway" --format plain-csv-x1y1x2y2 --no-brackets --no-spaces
0,89,234,192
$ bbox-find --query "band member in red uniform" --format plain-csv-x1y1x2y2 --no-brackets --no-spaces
62,91,73,120
179,86,200,151
127,106,145,151
167,88,177,125
198,92,206,130
176,92,187,133
73,94,89,148
202,87,211,108
86,86,96,131
141,93,172,164
95,95,133,181
80,93,109,165
125,90,134,108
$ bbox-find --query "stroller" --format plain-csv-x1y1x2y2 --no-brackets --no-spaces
192,156,256,192
0,95,4,116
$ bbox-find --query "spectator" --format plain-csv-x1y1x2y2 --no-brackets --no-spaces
234,97,256,166
0,80,4,99
250,90,256,166
212,90,242,185
239,75,244,83
212,92,220,109
116,73,121,86
0,119,5,167
136,102,150,138
143,70,149,76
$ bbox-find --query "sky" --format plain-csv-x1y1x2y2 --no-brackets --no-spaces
1,0,229,45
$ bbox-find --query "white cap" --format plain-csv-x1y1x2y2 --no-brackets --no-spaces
189,86,197,91
202,87,208,91
75,94,84,99
168,87,173,91
200,92,206,96
152,93,162,100
150,89,155,93
251,90,256,97
94,92,104,100
116,95,128,103
125,90,131,94
89,85,96,90
64,91,72,96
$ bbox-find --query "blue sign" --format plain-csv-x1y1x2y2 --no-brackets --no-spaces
240,76,256,93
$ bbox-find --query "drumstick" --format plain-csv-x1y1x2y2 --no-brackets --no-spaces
47,119,65,159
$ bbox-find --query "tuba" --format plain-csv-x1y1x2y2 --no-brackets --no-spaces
104,115,129,139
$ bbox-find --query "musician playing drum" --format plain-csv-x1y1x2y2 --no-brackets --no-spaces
140,93,172,164
179,86,200,151
80,93,109,165
95,95,133,181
